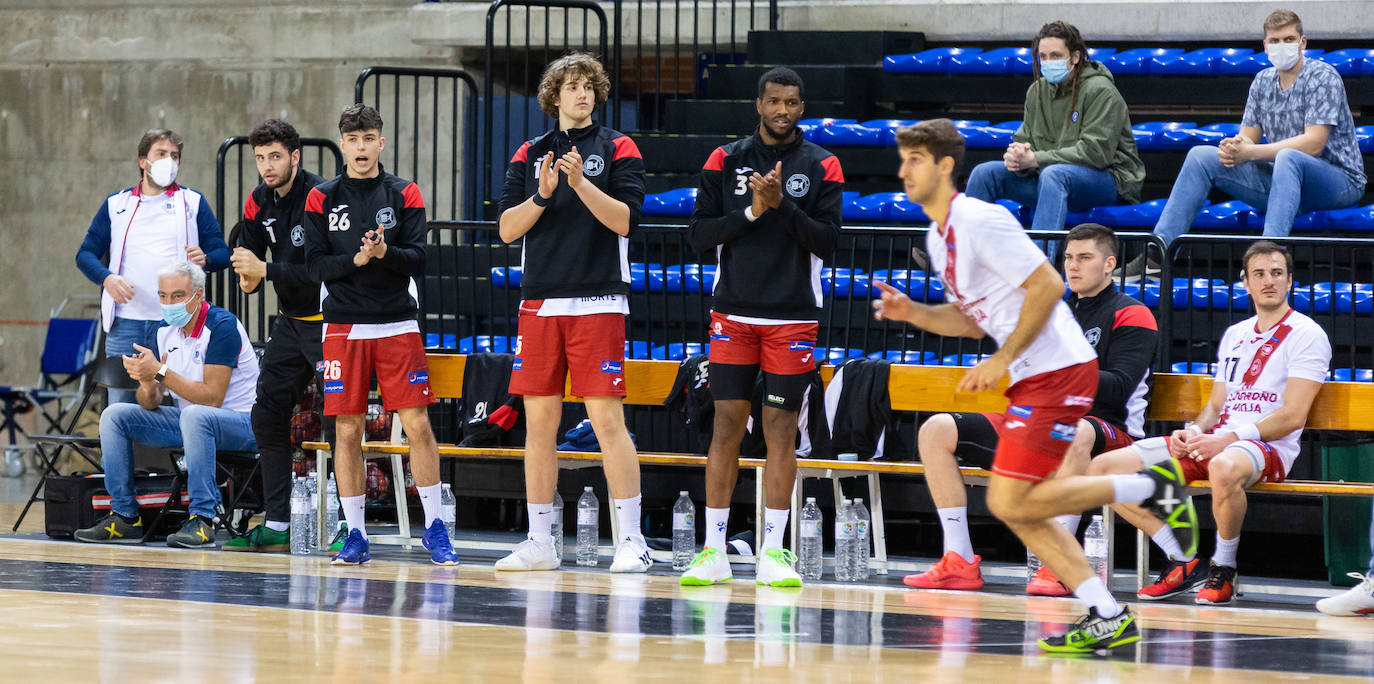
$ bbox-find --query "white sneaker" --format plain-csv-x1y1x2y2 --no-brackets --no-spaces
679,547,732,586
1317,572,1374,616
609,536,653,573
755,548,802,587
495,536,560,571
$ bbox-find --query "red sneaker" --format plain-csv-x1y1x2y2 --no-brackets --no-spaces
1195,562,1239,605
1026,565,1071,597
904,551,984,590
1137,557,1207,600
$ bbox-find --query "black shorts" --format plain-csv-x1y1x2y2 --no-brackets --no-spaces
709,362,813,412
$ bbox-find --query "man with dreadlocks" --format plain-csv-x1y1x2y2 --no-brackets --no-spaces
964,20,1143,241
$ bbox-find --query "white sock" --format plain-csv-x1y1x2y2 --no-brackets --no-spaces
417,483,443,527
1151,526,1188,562
762,508,789,552
528,502,555,542
1213,534,1239,568
1110,473,1156,504
937,506,975,563
1073,576,1122,617
705,507,730,551
341,494,367,539
1056,514,1081,537
613,494,644,542
265,520,290,532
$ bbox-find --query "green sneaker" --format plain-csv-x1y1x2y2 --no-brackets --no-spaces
167,515,218,549
328,524,349,552
1038,607,1140,655
680,547,732,586
756,548,802,587
74,513,144,544
223,524,290,553
1139,458,1200,560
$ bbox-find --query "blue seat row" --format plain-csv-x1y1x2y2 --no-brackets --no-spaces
422,335,714,360
492,264,718,293
883,46,1374,76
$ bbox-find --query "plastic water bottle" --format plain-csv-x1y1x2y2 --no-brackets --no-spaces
1084,514,1110,586
834,499,853,581
304,472,319,550
576,486,599,566
851,498,871,581
289,477,312,555
672,491,696,571
440,483,457,540
1027,548,1043,580
799,497,823,581
551,491,564,562
325,473,340,541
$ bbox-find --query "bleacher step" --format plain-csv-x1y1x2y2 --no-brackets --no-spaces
747,30,926,66
705,63,880,101
665,98,849,134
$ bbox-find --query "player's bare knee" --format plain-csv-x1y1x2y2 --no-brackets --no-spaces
918,413,957,451
1207,454,1249,493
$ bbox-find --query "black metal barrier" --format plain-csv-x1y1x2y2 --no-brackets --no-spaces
212,137,343,342
354,66,481,222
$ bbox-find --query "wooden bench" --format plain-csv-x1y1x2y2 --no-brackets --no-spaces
305,354,1374,586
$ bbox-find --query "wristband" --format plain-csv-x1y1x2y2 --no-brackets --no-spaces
531,192,550,207
1220,423,1261,442
744,205,759,222
154,364,168,384
1182,422,1202,437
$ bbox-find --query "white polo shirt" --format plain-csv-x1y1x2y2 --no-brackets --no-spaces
155,303,259,412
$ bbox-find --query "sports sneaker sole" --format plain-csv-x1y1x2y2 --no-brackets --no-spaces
758,577,803,588
1038,633,1140,655
1137,579,1206,601
680,575,731,586
1195,594,1235,605
331,556,371,565
1027,584,1071,597
902,576,984,590
73,535,144,544
223,544,289,553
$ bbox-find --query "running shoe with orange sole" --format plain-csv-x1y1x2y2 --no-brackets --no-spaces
1026,565,1071,597
903,551,984,590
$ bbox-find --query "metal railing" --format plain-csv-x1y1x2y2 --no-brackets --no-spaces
354,66,481,222
212,136,343,342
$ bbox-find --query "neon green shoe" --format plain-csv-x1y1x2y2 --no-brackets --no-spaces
680,547,732,586
1038,607,1140,655
1139,458,1200,560
328,524,349,552
223,524,290,553
756,548,802,587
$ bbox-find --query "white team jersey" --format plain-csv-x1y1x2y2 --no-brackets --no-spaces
1213,309,1330,472
925,194,1096,384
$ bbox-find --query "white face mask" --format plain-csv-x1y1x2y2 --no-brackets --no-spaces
1265,42,1302,71
148,157,178,188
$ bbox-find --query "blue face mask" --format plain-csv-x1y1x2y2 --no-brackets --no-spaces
162,293,198,327
1041,59,1071,84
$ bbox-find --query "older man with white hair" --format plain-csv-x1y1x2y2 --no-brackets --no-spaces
76,261,260,549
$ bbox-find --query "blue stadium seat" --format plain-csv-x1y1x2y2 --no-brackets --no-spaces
424,333,458,349
821,348,867,364
806,122,883,146
1336,283,1373,314
1153,48,1254,75
1324,204,1374,232
950,47,1029,74
1169,362,1216,375
1218,49,1324,75
994,199,1028,226
625,340,654,360
1356,126,1374,154
642,187,697,216
628,262,658,292
652,342,708,361
887,198,930,223
1120,281,1162,307
457,335,513,354
861,119,921,146
1291,282,1313,313
1088,198,1169,228
1290,210,1330,232
822,267,871,298
491,266,522,287
1332,368,1374,383
940,353,991,367
1132,122,1197,150
1317,49,1374,76
867,350,939,365
798,118,857,130
1104,48,1186,75
949,120,990,130
883,47,983,74
870,269,927,301
1065,208,1094,227
962,126,1013,149
842,191,864,221
847,193,900,221
1208,281,1250,310
1193,200,1257,230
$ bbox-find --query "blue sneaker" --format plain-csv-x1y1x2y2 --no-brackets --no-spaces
331,528,371,565
423,518,460,566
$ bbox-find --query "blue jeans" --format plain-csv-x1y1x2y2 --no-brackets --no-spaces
104,317,163,405
1154,146,1365,245
965,161,1121,232
99,402,257,519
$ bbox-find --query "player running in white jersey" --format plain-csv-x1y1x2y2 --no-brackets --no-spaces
1090,241,1329,605
873,119,1199,655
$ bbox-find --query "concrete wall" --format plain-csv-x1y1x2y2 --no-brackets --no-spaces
0,1,454,382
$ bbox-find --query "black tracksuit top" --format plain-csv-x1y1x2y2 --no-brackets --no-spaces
1067,281,1159,437
237,168,325,319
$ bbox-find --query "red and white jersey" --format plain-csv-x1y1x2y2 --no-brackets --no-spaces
925,194,1095,384
1213,309,1330,471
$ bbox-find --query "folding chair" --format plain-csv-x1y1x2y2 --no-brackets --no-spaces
12,356,135,532
0,317,100,446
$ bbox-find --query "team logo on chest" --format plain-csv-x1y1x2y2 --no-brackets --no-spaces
375,207,397,230
1084,326,1101,347
583,154,605,177
786,173,810,197
290,225,305,246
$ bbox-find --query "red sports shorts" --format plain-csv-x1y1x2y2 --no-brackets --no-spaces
509,306,627,398
706,311,818,375
321,325,435,416
1151,436,1287,485
989,360,1099,482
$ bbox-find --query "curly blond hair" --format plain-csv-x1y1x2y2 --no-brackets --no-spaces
537,52,610,118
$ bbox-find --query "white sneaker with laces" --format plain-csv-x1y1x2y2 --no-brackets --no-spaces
495,536,560,571
1317,572,1374,616
755,548,802,587
609,536,653,573
679,547,733,586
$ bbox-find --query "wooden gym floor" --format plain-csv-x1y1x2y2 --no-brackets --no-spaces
1,503,1372,683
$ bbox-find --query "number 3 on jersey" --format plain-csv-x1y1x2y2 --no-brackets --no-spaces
734,174,748,196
